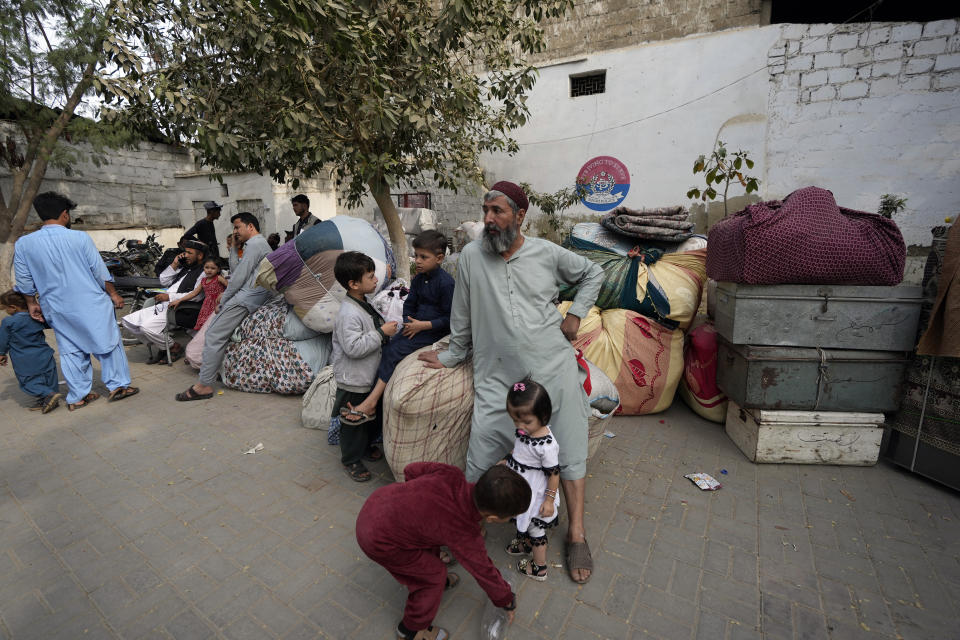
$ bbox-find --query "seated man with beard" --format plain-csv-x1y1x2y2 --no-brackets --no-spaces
122,239,207,363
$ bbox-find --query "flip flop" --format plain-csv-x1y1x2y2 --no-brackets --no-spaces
175,386,213,401
444,572,460,590
363,445,384,462
339,408,376,425
343,461,371,482
41,392,63,414
565,539,593,584
108,387,140,402
68,392,100,412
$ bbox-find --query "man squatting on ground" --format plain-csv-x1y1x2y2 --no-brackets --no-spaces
14,192,139,410
176,212,272,401
419,181,603,584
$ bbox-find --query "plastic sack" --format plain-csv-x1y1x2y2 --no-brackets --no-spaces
372,279,409,326
480,575,515,640
301,365,337,429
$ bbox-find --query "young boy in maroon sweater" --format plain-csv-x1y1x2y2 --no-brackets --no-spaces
356,463,530,640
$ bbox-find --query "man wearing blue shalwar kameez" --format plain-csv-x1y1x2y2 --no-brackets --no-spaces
13,192,139,409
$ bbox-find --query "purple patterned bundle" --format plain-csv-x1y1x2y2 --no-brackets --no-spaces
706,186,905,285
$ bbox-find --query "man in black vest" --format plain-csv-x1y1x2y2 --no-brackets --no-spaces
289,194,320,238
121,240,208,363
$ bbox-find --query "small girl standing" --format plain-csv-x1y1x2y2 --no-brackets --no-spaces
0,290,62,413
170,258,228,331
502,377,561,581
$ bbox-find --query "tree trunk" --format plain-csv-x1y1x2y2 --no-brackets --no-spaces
0,242,15,291
368,177,408,277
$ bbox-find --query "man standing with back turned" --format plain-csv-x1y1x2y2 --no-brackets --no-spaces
14,192,139,410
418,181,603,584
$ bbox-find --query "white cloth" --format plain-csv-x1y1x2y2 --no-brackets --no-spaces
121,265,203,346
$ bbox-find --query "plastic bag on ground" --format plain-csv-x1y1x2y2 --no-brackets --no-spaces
480,574,515,640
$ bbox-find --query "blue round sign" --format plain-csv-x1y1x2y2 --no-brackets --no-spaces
577,156,630,212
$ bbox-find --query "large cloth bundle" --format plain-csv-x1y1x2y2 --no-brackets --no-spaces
677,319,727,423
706,186,905,285
560,247,706,330
221,300,330,394
570,222,707,256
256,216,396,332
383,339,612,481
382,339,474,482
559,302,684,415
601,206,694,241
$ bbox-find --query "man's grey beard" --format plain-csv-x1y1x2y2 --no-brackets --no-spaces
482,220,519,254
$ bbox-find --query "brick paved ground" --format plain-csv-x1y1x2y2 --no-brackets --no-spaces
1,342,959,639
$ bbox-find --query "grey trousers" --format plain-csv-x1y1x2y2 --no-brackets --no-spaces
198,304,250,386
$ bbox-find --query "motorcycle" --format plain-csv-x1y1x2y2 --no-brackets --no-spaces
100,233,164,278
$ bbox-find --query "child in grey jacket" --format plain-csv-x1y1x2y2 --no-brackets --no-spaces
332,251,399,482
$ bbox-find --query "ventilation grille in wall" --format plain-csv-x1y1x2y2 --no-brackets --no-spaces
570,71,606,97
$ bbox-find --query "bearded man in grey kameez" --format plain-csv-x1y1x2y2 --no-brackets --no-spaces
419,181,603,584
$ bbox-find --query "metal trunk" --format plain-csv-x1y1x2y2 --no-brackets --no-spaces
714,283,922,350
717,338,910,412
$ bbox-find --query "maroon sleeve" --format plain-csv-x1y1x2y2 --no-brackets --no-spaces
448,533,513,607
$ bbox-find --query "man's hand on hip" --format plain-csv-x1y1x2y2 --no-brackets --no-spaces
418,350,446,369
560,313,581,343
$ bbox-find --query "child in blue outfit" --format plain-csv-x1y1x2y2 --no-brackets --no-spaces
0,290,62,413
341,230,455,425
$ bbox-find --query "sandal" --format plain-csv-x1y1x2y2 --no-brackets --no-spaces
565,539,593,584
41,392,63,414
439,548,457,566
444,572,460,590
506,537,532,556
67,392,100,412
175,386,213,401
364,445,384,462
517,558,547,582
340,407,376,425
108,386,140,402
343,461,371,482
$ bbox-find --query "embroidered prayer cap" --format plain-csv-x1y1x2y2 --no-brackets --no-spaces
490,181,529,213
203,201,222,210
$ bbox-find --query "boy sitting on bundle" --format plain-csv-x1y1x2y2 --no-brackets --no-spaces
341,229,454,425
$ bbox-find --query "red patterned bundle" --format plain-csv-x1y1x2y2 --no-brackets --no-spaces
706,186,905,285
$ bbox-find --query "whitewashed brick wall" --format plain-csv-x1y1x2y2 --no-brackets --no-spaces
766,19,960,247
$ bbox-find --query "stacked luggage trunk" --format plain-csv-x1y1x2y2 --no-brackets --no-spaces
713,283,922,465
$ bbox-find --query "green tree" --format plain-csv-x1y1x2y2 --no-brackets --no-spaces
107,0,573,262
0,0,147,289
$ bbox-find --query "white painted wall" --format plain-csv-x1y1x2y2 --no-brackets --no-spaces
173,170,338,256
475,20,960,247
481,26,781,220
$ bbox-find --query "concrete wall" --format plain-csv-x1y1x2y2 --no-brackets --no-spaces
173,170,338,257
0,129,194,228
534,0,764,63
475,19,959,248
